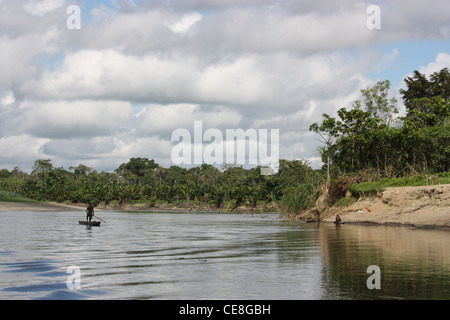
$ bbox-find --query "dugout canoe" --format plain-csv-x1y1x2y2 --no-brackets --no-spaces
79,221,101,227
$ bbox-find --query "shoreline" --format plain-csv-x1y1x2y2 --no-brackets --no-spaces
1,184,448,229
0,200,273,214
295,184,450,229
0,201,84,212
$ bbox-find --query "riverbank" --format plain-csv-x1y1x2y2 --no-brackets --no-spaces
1,184,449,229
0,201,84,212
296,184,450,228
0,200,274,213
64,201,275,213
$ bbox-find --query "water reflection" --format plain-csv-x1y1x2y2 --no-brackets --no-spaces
0,211,449,299
318,223,450,299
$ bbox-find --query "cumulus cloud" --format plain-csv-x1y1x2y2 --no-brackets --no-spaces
23,0,66,16
136,104,242,136
1,0,449,171
1,91,15,106
167,12,202,34
418,52,450,75
0,134,49,165
23,49,372,117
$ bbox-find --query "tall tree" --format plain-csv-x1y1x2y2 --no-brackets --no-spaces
309,114,339,183
31,159,53,176
400,70,433,108
115,158,159,184
359,80,398,126
400,67,450,112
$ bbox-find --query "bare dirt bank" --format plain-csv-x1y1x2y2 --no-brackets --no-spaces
0,200,272,214
318,184,450,228
0,201,84,212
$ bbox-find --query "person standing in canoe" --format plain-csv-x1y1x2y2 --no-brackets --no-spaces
86,203,94,223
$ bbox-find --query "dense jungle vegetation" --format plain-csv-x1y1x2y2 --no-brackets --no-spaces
1,68,449,213
0,158,322,212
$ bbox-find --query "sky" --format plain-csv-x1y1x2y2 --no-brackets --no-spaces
1,0,449,173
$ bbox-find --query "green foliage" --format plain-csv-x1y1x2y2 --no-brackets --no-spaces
277,160,324,213
334,197,356,207
0,190,38,203
400,68,450,108
115,158,158,179
0,158,325,215
349,173,450,195
310,69,450,178
359,80,398,125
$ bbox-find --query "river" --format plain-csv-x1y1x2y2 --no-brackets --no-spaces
1,210,449,300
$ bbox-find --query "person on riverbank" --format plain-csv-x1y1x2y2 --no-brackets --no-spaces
86,203,94,222
334,214,342,224
315,209,321,222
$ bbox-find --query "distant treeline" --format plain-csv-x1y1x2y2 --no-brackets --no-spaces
0,158,323,213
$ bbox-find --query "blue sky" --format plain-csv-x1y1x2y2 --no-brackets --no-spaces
75,0,120,11
371,39,450,86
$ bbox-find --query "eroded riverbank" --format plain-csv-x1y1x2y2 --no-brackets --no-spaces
289,184,450,229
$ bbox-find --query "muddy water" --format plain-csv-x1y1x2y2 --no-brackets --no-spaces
1,211,449,299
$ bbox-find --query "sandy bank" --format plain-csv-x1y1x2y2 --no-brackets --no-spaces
0,201,84,212
0,200,272,214
2,184,448,229
319,184,450,228
70,201,273,213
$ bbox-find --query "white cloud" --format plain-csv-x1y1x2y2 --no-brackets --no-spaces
24,0,66,16
418,52,450,75
136,104,242,136
19,100,135,139
0,134,49,167
89,5,118,27
23,49,199,102
167,12,203,34
1,91,15,106
0,0,449,172
24,48,373,117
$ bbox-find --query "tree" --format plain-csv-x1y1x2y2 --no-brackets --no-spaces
400,70,434,108
31,159,53,176
115,158,159,185
116,158,158,178
310,106,383,174
309,114,339,183
359,80,398,125
0,169,11,179
402,96,450,128
400,67,450,111
429,67,450,99
69,164,94,175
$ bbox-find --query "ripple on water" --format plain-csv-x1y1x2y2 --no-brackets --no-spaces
1,211,450,300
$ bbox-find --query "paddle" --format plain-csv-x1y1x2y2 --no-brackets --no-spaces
93,215,107,223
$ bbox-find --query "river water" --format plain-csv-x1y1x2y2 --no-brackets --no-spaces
0,210,449,300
